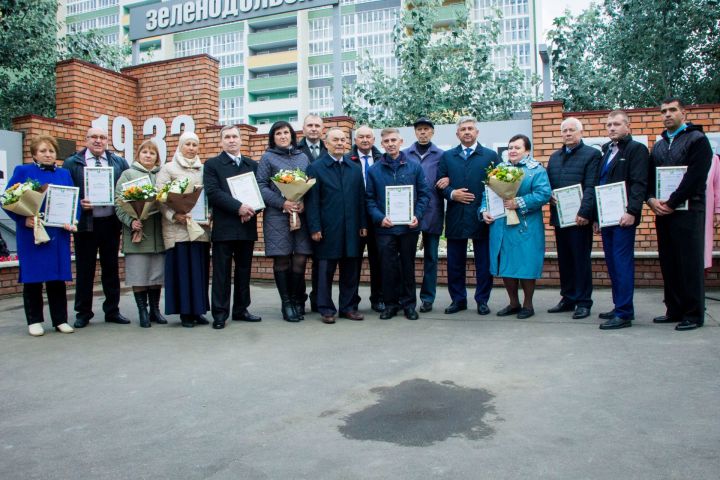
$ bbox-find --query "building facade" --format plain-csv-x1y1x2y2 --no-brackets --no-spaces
59,0,539,130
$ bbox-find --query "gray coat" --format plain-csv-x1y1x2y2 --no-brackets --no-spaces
257,146,312,256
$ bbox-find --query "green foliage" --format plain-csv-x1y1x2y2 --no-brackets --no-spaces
0,1,130,129
344,0,535,128
548,0,720,111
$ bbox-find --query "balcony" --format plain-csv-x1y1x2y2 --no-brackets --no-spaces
247,74,298,94
246,97,300,117
247,50,298,70
248,27,298,51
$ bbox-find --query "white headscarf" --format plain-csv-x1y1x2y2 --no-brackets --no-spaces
172,131,202,169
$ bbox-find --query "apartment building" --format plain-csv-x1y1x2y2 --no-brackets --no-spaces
60,0,539,129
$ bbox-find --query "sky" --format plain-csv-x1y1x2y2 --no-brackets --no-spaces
539,0,594,42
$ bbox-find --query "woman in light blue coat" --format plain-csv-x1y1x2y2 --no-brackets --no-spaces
480,134,551,319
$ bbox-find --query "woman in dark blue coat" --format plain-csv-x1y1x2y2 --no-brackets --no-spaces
3,136,78,336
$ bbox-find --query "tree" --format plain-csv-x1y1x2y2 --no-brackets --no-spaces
0,1,131,129
548,0,720,111
343,0,534,128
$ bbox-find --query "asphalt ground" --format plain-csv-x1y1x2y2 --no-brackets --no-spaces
1,284,719,480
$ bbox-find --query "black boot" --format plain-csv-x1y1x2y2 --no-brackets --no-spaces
274,270,299,322
180,314,195,328
291,272,306,320
133,291,151,328
148,289,167,324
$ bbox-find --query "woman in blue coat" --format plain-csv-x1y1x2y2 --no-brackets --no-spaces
3,136,78,336
480,134,551,319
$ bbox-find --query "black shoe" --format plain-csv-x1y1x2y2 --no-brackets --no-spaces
548,301,575,313
74,317,90,329
419,301,433,313
497,305,521,317
598,310,616,320
653,315,675,324
404,307,419,320
379,307,398,320
195,315,210,325
477,303,490,315
572,307,591,319
371,302,386,313
517,308,535,319
148,289,168,324
233,311,262,322
105,314,131,325
212,319,225,330
675,319,703,331
599,316,632,330
180,315,195,328
444,301,467,314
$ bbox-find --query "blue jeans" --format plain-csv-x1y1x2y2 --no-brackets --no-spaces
420,233,440,304
601,225,636,319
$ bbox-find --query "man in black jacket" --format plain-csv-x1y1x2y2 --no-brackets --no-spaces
546,117,601,320
63,127,129,328
204,125,261,330
648,98,713,331
593,111,649,330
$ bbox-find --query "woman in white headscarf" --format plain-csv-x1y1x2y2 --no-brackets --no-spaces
156,131,211,328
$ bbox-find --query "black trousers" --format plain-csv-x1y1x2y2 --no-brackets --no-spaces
23,281,67,326
376,232,419,309
353,220,383,308
316,257,360,316
555,225,593,308
73,216,122,320
656,211,705,323
211,240,254,322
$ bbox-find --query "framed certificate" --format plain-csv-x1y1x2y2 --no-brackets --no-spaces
486,188,506,219
190,191,209,224
656,166,688,211
595,181,627,228
227,172,265,211
553,184,583,228
121,175,152,190
84,167,114,206
43,185,79,228
386,185,414,225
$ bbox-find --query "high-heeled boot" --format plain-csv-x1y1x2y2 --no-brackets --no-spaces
133,291,151,328
274,270,299,322
148,288,167,324
290,271,306,320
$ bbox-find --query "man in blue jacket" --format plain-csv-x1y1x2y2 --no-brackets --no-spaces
437,117,497,315
306,128,367,324
366,128,431,320
403,117,445,313
63,127,129,328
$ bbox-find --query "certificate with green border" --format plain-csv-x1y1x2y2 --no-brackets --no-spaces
386,185,414,225
43,185,79,228
553,184,583,228
84,167,114,206
656,166,688,211
190,190,209,225
227,172,265,211
595,181,627,228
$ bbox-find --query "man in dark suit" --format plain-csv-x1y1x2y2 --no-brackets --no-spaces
63,127,129,328
204,125,261,330
305,128,367,324
436,117,496,316
546,117,601,320
297,114,327,313
647,97,713,331
593,111,649,330
344,125,385,313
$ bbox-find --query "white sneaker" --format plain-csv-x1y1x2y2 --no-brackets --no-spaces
28,323,44,336
55,323,74,334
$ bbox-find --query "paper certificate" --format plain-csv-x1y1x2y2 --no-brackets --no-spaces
121,175,152,190
553,184,583,228
386,185,414,225
190,191,209,224
486,188,507,219
43,185,79,227
84,167,114,206
595,181,628,228
227,172,265,211
656,166,688,210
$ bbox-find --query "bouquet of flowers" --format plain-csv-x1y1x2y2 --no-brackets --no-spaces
271,168,316,231
485,164,525,225
1,179,50,244
116,183,159,243
157,178,205,241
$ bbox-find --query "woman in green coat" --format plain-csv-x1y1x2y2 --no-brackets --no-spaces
115,139,166,328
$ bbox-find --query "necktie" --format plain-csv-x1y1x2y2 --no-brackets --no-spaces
234,156,241,167
93,155,102,167
464,147,472,158
362,155,370,178
311,145,319,159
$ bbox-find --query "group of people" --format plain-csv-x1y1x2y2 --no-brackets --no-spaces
6,97,716,336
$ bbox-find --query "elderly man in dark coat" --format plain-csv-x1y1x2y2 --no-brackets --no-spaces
204,125,261,330
306,127,367,324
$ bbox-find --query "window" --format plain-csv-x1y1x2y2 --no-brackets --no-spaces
309,86,333,115
66,0,118,16
175,31,244,68
220,97,244,125
67,14,119,34
309,17,332,56
220,74,244,91
309,63,331,79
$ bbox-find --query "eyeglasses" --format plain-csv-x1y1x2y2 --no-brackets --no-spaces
87,135,108,141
